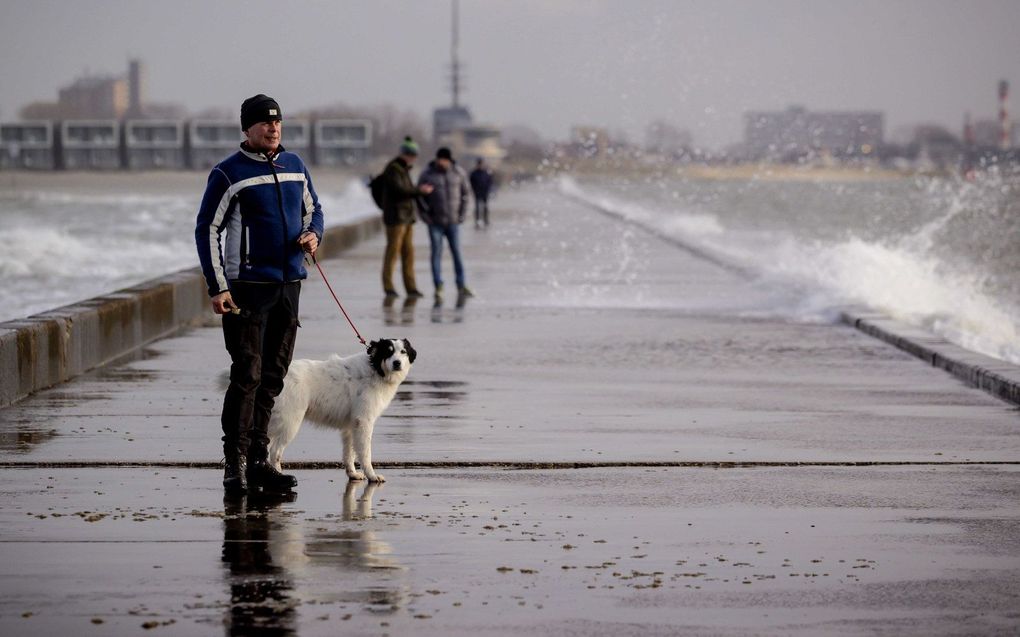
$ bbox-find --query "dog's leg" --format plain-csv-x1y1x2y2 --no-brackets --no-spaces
353,418,385,483
341,428,364,481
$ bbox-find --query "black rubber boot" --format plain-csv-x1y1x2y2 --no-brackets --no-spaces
247,460,297,492
223,455,247,494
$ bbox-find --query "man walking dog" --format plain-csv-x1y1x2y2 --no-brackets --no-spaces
195,94,324,494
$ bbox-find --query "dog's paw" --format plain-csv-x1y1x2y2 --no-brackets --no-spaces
366,473,386,483
347,470,366,481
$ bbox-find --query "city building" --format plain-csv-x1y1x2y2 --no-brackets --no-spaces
314,119,373,165
61,120,121,169
744,106,884,161
441,124,506,164
58,76,129,120
124,120,184,169
21,59,147,121
973,119,1019,148
433,106,473,144
281,119,312,160
0,121,55,169
188,120,242,169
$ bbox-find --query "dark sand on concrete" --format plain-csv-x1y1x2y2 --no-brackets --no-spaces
1,184,1018,635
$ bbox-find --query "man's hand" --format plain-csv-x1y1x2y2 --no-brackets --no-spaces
211,291,238,315
418,183,434,195
298,232,319,257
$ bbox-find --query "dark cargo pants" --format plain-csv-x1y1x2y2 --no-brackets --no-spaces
220,281,300,463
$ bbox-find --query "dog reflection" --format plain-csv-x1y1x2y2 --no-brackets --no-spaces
303,482,403,612
303,481,399,570
221,491,298,636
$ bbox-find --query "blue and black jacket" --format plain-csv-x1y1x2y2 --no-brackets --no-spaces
195,145,324,297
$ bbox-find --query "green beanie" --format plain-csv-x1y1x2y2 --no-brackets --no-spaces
399,136,419,156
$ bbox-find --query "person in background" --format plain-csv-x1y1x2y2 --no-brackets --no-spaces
195,94,323,495
469,158,494,228
379,136,433,298
418,147,472,299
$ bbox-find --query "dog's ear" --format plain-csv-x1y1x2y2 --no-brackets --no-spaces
403,338,417,364
367,340,380,358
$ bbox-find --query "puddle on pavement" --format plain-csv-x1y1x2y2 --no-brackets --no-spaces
395,380,468,406
0,426,59,452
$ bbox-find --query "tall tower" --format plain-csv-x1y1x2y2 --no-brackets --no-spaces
998,80,1010,150
127,59,146,118
432,0,472,142
448,0,464,108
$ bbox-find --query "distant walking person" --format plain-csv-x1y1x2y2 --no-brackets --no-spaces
378,137,433,298
418,147,472,299
195,94,324,495
469,158,494,228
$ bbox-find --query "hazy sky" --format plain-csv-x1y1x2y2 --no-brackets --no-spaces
2,0,1018,149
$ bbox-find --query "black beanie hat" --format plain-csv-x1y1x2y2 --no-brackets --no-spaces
240,94,282,131
436,147,453,161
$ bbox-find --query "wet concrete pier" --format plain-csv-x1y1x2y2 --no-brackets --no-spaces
1,185,1019,635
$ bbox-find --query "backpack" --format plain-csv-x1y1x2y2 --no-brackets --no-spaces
369,173,386,209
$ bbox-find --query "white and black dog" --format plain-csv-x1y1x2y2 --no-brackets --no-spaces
261,338,416,483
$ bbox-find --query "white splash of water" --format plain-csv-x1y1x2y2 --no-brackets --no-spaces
559,175,1020,365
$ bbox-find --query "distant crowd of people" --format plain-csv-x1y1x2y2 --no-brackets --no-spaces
376,136,495,301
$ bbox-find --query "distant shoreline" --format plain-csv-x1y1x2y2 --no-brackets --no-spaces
0,161,974,192
522,158,926,182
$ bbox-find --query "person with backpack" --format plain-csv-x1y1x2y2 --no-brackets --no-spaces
375,137,433,299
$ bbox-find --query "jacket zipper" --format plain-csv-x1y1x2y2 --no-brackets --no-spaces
264,151,288,274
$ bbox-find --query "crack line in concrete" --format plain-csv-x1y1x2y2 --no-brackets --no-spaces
0,460,1017,470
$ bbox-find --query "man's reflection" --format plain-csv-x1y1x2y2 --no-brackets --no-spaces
383,296,419,326
221,491,297,636
430,290,469,323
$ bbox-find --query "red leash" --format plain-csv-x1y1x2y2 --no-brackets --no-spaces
312,254,367,347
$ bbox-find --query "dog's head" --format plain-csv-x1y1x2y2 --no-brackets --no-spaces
367,338,416,381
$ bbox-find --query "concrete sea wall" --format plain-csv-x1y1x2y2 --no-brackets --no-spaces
0,216,381,407
840,310,1020,407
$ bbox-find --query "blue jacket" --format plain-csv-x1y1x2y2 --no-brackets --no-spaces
195,145,324,297
469,167,494,199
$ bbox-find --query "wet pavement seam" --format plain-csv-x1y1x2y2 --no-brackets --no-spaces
1,460,1018,469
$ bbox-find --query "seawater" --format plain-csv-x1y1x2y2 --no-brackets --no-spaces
0,178,375,323
560,172,1020,365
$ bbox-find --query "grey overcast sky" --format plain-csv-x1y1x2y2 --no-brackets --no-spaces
1,0,1018,149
